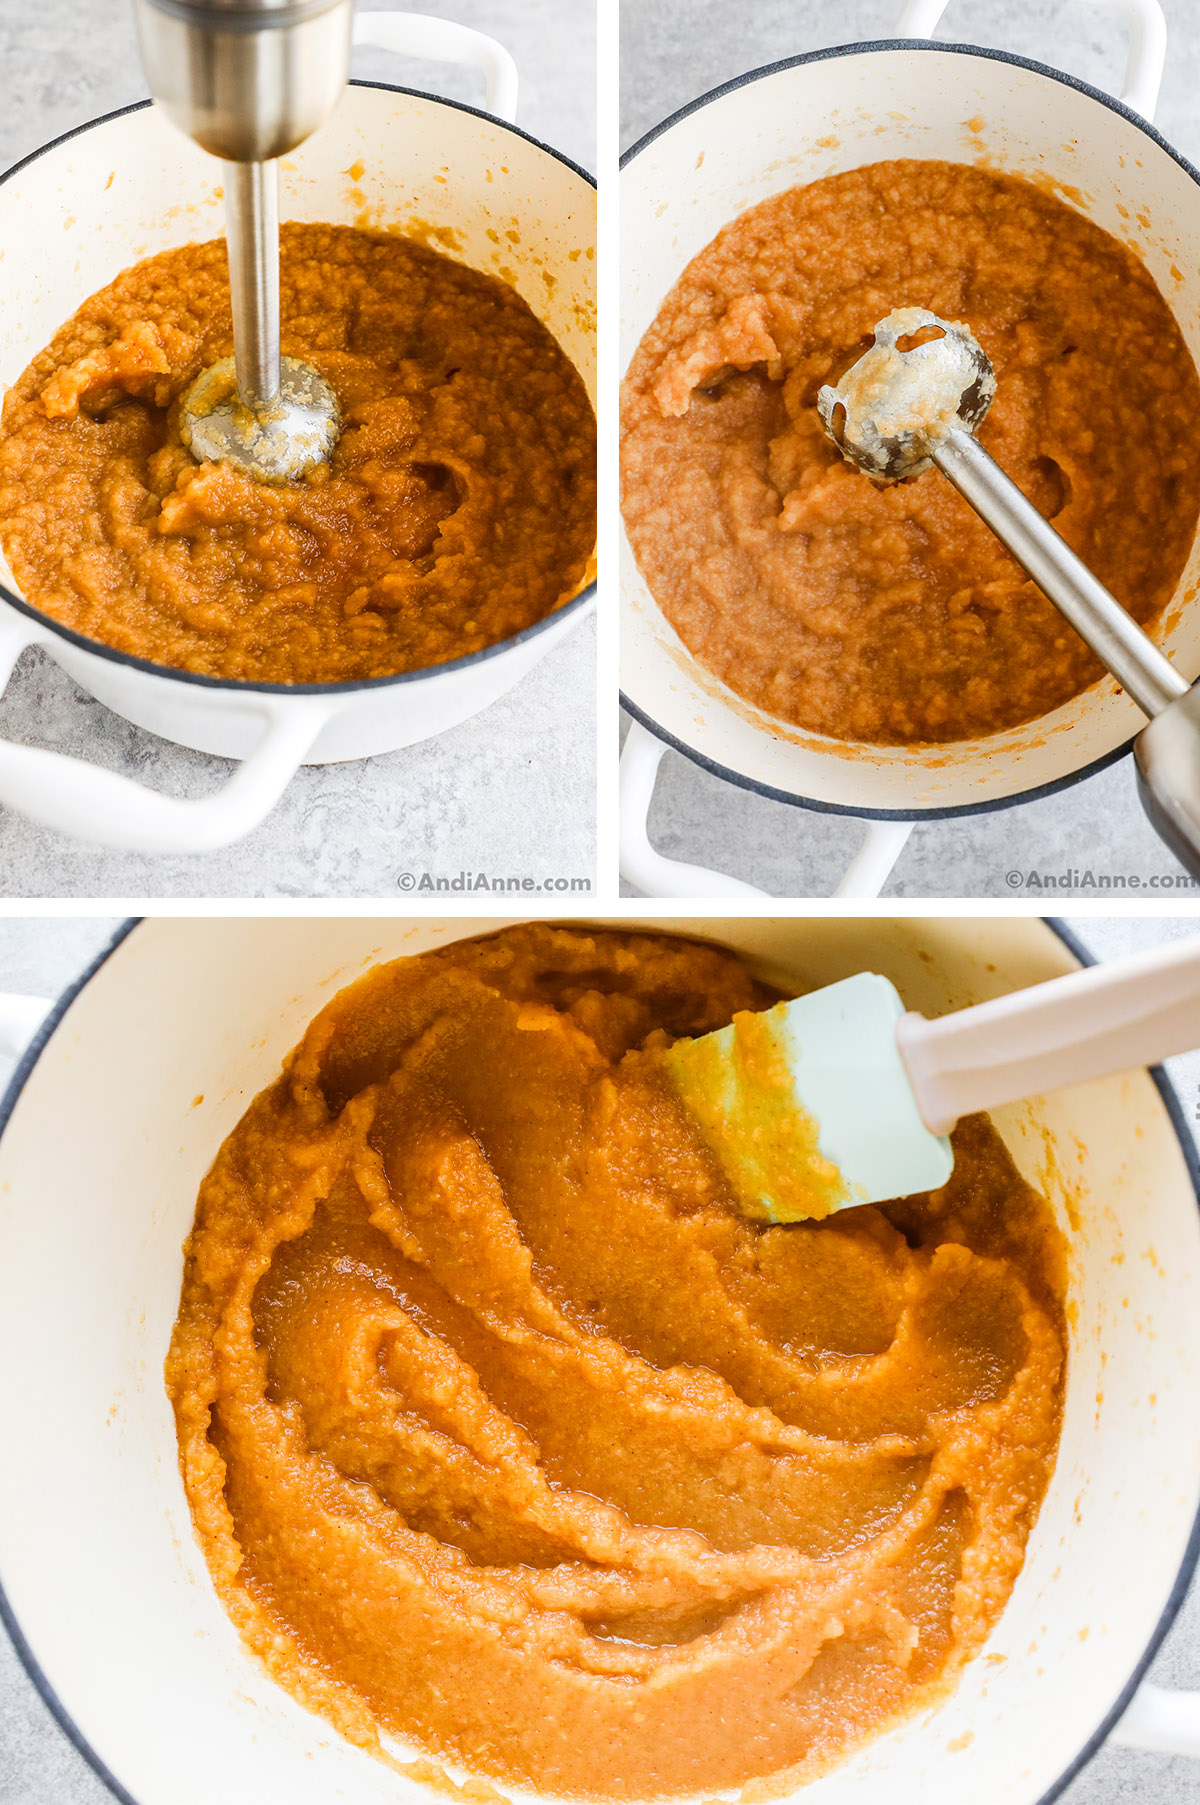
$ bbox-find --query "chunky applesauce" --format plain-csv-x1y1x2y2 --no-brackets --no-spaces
167,924,1066,1799
0,224,595,682
620,159,1200,743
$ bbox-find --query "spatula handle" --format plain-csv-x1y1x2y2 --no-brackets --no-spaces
896,936,1200,1135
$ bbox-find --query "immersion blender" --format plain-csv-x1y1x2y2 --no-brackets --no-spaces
132,0,355,481
819,308,1200,877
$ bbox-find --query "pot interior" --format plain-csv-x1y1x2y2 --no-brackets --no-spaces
0,88,596,646
0,915,1197,1805
620,45,1200,813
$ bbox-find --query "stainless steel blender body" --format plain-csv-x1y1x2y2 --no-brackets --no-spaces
132,0,353,164
133,0,351,472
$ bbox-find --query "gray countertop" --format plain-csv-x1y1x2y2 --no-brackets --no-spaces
619,0,1200,900
0,0,595,899
1,912,1199,1803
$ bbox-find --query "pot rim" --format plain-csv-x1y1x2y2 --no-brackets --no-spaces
0,915,1198,1805
0,84,597,699
619,36,1200,820
619,692,1138,824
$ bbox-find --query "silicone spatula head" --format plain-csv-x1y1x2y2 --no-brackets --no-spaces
658,972,953,1222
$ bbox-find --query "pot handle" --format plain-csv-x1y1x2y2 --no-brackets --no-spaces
352,10,519,124
0,993,52,1063
1112,1683,1200,1758
895,0,1166,120
0,611,331,854
618,719,913,897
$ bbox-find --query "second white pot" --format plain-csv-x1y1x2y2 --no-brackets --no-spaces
619,0,1195,894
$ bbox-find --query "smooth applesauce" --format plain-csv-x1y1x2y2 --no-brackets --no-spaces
620,160,1200,743
167,924,1066,1799
0,224,595,682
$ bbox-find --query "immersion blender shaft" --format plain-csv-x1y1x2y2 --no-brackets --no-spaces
933,425,1188,721
223,159,282,412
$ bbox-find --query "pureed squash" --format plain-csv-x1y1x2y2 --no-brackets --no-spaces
0,223,595,683
167,923,1066,1798
620,159,1200,745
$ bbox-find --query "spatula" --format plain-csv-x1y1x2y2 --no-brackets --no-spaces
659,935,1200,1222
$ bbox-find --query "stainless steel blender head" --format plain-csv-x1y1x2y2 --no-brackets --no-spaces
817,307,995,481
132,0,353,481
820,306,1200,877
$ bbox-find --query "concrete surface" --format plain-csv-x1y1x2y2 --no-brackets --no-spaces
0,0,596,898
619,0,1200,899
1,913,1199,1803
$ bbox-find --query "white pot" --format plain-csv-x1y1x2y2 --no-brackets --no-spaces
0,12,596,853
0,913,1198,1804
619,0,1195,897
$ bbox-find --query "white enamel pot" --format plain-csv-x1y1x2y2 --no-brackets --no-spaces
0,12,595,854
0,913,1199,1804
619,0,1199,897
